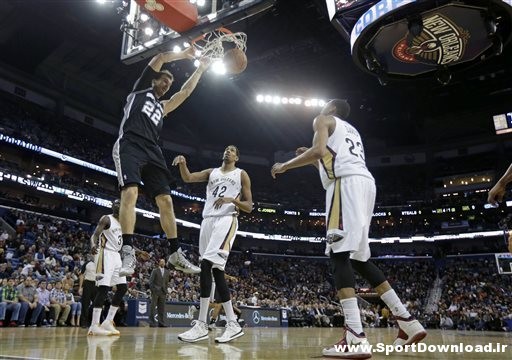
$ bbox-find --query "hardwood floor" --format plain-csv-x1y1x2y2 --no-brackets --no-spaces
0,327,510,359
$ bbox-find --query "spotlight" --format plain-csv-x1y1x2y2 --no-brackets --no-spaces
173,45,181,53
140,13,150,22
211,60,226,75
310,99,318,107
264,95,272,103
288,98,296,104
183,42,191,48
295,98,302,105
193,59,200,67
318,100,326,107
97,0,107,4
197,0,206,6
144,27,154,36
281,97,289,104
272,96,280,104
256,94,264,102
305,100,311,107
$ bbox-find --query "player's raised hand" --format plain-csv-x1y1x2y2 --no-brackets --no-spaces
172,155,186,166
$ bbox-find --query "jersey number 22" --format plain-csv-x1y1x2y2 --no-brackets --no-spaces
141,101,162,126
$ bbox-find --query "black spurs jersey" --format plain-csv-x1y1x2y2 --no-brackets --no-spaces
118,67,165,145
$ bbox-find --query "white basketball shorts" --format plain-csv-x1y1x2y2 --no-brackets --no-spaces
95,248,127,287
199,215,238,271
324,175,376,261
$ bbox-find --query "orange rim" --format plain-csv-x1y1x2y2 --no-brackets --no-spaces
191,27,233,46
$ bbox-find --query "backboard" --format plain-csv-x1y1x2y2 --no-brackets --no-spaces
120,0,275,64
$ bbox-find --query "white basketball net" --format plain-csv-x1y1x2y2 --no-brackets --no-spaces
193,30,247,61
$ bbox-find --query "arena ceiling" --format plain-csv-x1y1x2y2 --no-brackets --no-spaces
1,0,512,154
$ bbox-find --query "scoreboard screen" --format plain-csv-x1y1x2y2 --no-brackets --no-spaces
493,113,512,135
326,0,370,20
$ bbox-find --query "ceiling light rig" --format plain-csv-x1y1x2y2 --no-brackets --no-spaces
255,94,327,108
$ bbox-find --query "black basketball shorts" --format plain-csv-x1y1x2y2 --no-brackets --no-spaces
112,137,175,199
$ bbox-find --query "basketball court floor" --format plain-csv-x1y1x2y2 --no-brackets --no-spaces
0,327,510,359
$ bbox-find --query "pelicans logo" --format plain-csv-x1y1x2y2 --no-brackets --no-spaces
393,13,470,65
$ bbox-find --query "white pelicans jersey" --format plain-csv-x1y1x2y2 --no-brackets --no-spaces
318,116,374,189
203,167,242,218
99,215,123,252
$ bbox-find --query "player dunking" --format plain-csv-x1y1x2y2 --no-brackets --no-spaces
172,145,253,343
88,200,126,336
113,48,210,276
271,99,426,359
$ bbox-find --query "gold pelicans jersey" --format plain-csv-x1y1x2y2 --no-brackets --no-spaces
203,167,242,218
318,116,374,189
99,215,123,252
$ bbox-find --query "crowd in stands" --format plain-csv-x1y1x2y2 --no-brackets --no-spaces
0,154,509,239
431,257,512,331
0,93,114,168
0,208,511,331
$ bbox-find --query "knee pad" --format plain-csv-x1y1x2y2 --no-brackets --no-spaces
330,251,355,290
212,268,230,303
200,260,213,298
350,259,386,288
93,286,110,308
112,284,128,306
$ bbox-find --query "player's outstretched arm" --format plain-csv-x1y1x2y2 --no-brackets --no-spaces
296,146,319,169
162,59,210,115
172,155,212,183
488,163,512,205
271,115,331,178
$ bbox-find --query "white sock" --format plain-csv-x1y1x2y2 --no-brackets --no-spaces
198,298,210,323
92,308,102,325
340,298,363,334
222,300,237,323
381,289,410,318
106,306,118,322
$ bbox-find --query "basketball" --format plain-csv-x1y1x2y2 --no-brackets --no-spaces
223,48,247,74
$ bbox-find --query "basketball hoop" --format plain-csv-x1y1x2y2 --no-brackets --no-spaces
191,27,247,62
